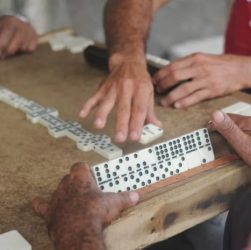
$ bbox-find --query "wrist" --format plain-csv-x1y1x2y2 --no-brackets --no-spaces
108,52,146,72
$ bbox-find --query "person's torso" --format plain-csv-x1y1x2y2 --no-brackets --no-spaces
225,0,251,55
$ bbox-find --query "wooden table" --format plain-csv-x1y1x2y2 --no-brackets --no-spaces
0,38,251,250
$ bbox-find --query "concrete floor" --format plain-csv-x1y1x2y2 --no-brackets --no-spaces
0,1,231,249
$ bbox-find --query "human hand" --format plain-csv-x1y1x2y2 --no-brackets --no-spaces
209,111,251,166
80,55,161,143
0,15,37,59
153,53,251,108
32,162,139,250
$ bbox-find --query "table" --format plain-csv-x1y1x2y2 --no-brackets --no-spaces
0,37,251,250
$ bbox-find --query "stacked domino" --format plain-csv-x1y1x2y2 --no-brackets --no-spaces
92,128,215,193
48,32,94,53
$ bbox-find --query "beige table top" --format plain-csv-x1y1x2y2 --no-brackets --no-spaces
0,43,251,250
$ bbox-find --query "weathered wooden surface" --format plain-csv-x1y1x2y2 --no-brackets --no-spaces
0,44,251,250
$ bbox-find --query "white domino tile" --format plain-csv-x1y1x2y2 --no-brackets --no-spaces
93,140,123,160
66,36,94,54
77,134,111,152
139,123,164,144
0,230,31,250
65,126,93,142
48,122,81,138
146,54,170,66
38,114,65,128
222,102,251,114
26,107,59,124
92,128,215,193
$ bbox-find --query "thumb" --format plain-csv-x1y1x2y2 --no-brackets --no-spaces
115,191,140,210
32,197,50,221
104,192,139,223
211,110,251,165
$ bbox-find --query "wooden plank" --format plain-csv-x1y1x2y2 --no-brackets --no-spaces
138,154,239,197
0,42,251,250
105,160,251,250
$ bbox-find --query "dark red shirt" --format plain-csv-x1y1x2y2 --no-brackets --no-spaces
225,0,251,55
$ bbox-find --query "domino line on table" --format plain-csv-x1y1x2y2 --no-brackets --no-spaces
0,86,122,160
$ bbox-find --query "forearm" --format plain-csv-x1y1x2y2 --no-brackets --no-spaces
104,0,154,68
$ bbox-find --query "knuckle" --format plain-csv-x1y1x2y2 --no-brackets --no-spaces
168,63,177,73
222,119,236,134
133,104,147,114
192,52,205,62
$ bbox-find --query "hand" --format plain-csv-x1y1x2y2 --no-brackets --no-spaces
209,111,251,166
0,15,37,59
79,55,161,143
32,162,139,250
153,53,251,108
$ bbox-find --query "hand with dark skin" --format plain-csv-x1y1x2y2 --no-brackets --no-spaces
154,53,251,108
209,111,251,166
209,111,251,250
79,0,167,143
32,162,139,250
0,15,37,59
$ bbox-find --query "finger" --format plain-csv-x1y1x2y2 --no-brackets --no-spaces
156,66,199,93
27,37,37,52
32,197,50,220
115,82,133,143
70,162,99,191
211,111,251,165
227,114,251,131
170,89,210,108
129,90,150,141
6,30,23,56
208,114,251,133
0,27,15,58
146,94,162,127
94,90,115,129
160,80,203,107
104,192,139,222
153,54,196,83
79,90,103,118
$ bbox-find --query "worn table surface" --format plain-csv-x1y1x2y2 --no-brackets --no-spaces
0,44,251,250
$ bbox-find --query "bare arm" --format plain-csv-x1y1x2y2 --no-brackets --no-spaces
80,0,167,143
105,0,167,68
105,0,152,68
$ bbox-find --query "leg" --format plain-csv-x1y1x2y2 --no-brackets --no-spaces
224,186,251,250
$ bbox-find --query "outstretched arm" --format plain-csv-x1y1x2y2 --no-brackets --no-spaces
80,0,168,143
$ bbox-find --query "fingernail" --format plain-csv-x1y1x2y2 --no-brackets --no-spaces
115,132,126,142
79,110,85,118
207,120,215,131
94,118,103,128
174,102,181,109
129,192,139,204
212,110,225,124
130,131,139,141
